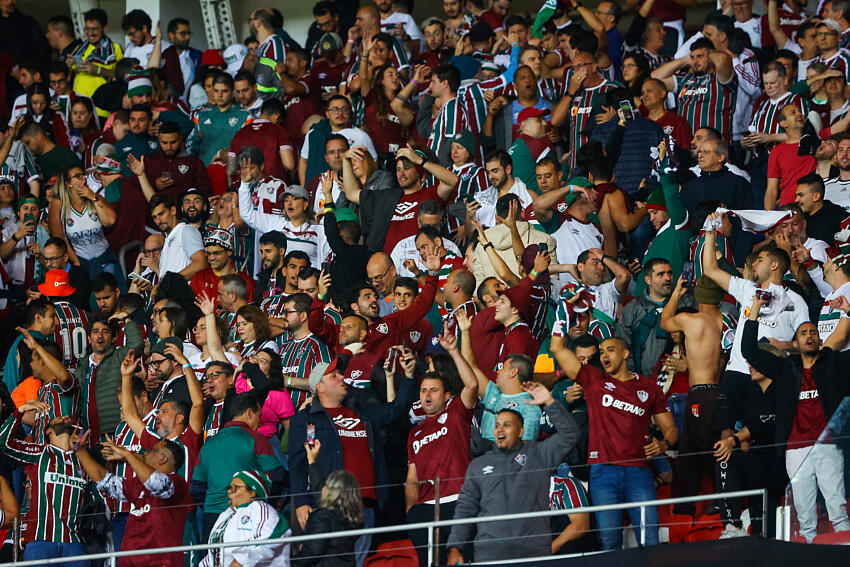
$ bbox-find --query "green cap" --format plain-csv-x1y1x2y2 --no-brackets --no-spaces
451,130,476,158
645,187,667,211
334,207,358,222
17,194,40,211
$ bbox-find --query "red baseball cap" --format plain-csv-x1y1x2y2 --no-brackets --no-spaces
517,106,550,125
201,49,226,67
38,269,76,298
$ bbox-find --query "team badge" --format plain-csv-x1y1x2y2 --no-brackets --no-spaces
438,413,447,424
178,164,189,174
65,217,74,226
148,140,158,150
409,331,421,342
241,514,250,524
229,117,239,127
350,370,362,379
376,323,389,334
556,202,567,213
637,390,649,403
506,400,517,409
691,404,700,418
514,453,527,466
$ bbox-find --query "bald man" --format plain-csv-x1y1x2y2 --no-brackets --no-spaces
366,252,398,316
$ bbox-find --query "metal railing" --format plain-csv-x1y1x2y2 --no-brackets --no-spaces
0,489,767,566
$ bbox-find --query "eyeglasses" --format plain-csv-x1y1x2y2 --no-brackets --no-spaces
327,106,349,114
368,265,392,282
282,309,300,315
43,255,65,264
149,357,171,367
68,173,84,181
227,484,247,492
144,247,163,255
206,370,231,379
816,31,838,37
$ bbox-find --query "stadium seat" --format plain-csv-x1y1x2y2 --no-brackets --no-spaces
812,531,850,544
364,539,419,567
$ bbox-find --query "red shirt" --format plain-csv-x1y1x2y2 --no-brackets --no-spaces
767,142,817,206
497,320,540,372
574,364,669,468
305,60,349,98
383,184,443,254
401,319,433,355
141,428,202,482
228,119,292,182
119,473,191,567
407,398,473,504
479,10,505,33
363,91,409,154
325,406,377,500
282,93,318,150
654,111,693,156
787,368,828,449
343,350,382,389
190,266,256,302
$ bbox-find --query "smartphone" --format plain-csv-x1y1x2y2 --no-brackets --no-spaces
73,55,84,67
386,346,399,369
321,261,331,274
23,213,34,224
619,99,636,121
537,242,548,253
682,261,694,287
128,272,145,282
162,171,172,181
306,423,316,447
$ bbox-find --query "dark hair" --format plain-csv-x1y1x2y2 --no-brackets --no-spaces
451,270,476,296
727,28,752,56
622,51,651,97
160,438,185,472
433,64,461,93
160,307,190,341
346,283,377,315
705,13,733,38
496,194,521,220
298,266,320,283
797,172,825,197
158,120,181,136
695,126,722,140
43,237,68,254
212,72,235,90
763,60,787,79
693,199,723,234
288,47,311,68
504,14,529,30
496,408,525,426
259,230,287,249
571,29,599,55
476,276,499,305
393,277,419,294
260,98,284,117
285,292,313,314
469,21,495,43
83,8,108,26
38,341,62,363
129,104,153,118
92,272,119,293
535,155,561,174
47,15,75,37
26,84,56,125
167,18,190,34
690,37,715,52
314,1,339,17
86,311,118,336
761,245,791,275
122,9,152,32
485,149,512,169
419,199,443,218
48,61,70,78
574,334,599,350
415,225,442,243
505,353,532,382
149,193,175,212
285,250,311,266
427,356,463,395
25,297,53,327
644,257,672,277
587,158,613,182
326,133,350,151
327,94,352,112
229,392,261,418
234,70,256,86
70,99,99,137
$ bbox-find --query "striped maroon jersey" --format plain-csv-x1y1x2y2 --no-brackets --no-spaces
53,301,89,371
674,71,738,143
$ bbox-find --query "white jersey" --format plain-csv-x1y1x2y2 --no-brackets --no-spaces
804,237,830,264
824,177,850,213
726,277,809,373
124,39,170,66
199,500,291,567
390,233,462,277
160,222,204,277
553,215,604,274
380,12,424,50
64,204,109,260
588,280,621,321
186,350,239,373
819,280,850,350
734,17,763,49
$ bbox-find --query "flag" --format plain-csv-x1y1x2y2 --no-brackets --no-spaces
703,208,792,234
531,0,559,39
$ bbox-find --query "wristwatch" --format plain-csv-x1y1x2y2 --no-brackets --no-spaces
732,435,741,448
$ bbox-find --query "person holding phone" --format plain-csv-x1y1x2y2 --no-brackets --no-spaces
0,194,48,293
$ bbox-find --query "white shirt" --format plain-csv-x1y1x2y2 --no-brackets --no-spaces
588,279,621,321
178,49,196,101
187,350,239,373
380,12,424,52
391,233,462,277
804,237,829,264
824,177,850,212
300,127,377,160
124,39,170,67
734,17,762,49
478,178,536,226
159,222,204,277
553,215,604,270
819,280,850,350
726,277,809,373
64,204,109,261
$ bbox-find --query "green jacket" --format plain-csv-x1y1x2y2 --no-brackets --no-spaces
190,104,252,165
508,137,539,193
75,320,143,439
636,169,690,295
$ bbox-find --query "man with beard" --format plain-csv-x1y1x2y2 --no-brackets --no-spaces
483,150,534,215
191,228,255,302
376,0,422,55
74,313,143,442
765,104,817,209
161,18,202,99
485,66,551,153
366,252,399,316
233,71,262,118
416,18,453,69
119,346,204,482
129,121,212,213
115,105,160,174
150,193,208,281
278,292,333,408
217,274,251,342
251,8,287,64
825,135,850,212
180,188,209,235
615,258,678,377
795,173,849,244
260,251,310,318
652,37,736,144
253,230,288,302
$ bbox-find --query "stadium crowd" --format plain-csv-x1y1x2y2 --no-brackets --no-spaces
0,0,849,564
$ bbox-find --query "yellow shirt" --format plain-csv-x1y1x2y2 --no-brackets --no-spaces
71,41,124,117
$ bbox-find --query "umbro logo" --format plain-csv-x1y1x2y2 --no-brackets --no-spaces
394,202,418,215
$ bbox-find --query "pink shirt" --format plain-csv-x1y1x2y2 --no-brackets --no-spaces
236,377,296,438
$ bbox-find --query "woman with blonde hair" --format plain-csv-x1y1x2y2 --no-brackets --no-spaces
48,164,120,279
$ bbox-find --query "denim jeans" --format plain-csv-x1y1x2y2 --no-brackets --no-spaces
590,464,659,550
667,393,688,434
354,506,375,567
78,248,126,293
23,540,90,566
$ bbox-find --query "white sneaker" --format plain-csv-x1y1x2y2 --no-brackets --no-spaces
719,524,748,539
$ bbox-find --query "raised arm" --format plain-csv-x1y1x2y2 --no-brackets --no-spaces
75,446,108,481
532,185,573,223
127,154,156,202
739,295,787,378
398,147,458,201
16,327,72,388
709,50,734,84
119,350,147,439
196,296,228,363
767,0,790,48
439,329,480,409
660,277,687,332
701,217,732,291
164,344,204,435
548,328,582,380
472,218,520,286
456,310,490,398
340,147,366,205
651,55,689,91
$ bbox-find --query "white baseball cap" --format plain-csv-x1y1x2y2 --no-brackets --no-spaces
223,44,248,76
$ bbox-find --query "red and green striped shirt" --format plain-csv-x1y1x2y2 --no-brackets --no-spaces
674,71,738,143
279,333,332,408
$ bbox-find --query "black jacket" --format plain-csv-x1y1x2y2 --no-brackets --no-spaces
680,169,754,265
292,507,358,567
804,200,848,244
66,264,91,311
740,319,850,453
323,210,370,290
288,377,414,509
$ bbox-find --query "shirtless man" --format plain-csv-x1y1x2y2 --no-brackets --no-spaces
660,276,724,515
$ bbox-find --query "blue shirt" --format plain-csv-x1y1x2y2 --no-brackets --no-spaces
480,381,541,441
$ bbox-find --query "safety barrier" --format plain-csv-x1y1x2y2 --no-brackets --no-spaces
0,489,767,566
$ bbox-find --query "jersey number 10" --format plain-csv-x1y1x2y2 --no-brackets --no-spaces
59,326,88,360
